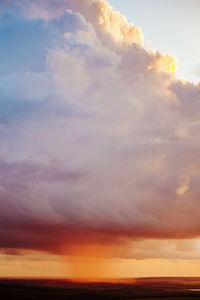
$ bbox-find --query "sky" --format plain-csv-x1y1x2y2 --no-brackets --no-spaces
0,0,200,280
108,0,200,84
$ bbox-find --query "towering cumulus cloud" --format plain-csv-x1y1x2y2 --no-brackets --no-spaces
0,0,200,263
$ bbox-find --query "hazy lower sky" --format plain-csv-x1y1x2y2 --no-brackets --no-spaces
108,0,200,83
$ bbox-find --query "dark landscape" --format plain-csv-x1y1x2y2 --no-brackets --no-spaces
1,277,200,300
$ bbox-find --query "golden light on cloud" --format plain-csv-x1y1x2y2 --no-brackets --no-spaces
176,175,190,196
98,1,143,45
161,55,177,73
148,54,178,73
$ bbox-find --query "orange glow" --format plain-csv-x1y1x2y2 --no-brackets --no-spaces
67,256,108,281
2,251,200,279
64,244,118,281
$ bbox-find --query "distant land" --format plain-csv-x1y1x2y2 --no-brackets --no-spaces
1,277,200,299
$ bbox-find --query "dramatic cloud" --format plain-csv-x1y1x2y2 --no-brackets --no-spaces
0,0,200,261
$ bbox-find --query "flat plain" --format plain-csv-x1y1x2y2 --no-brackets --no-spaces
1,277,200,299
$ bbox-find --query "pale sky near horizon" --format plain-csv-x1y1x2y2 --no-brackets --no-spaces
108,0,200,84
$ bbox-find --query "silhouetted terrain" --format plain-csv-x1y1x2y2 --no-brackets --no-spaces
1,277,200,299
